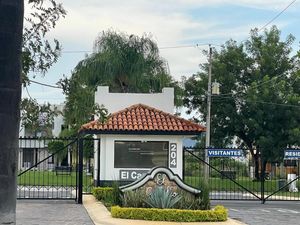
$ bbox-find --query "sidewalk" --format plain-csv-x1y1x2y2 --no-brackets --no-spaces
83,195,246,225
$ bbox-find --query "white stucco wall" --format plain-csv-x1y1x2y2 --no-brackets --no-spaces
95,86,174,114
51,103,64,137
94,134,194,183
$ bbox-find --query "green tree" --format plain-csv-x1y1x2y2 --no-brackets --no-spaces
20,0,66,135
20,98,59,136
183,26,300,179
22,0,66,83
59,30,182,131
0,0,23,223
48,140,66,164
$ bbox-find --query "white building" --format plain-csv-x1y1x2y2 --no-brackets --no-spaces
80,86,205,186
18,103,65,170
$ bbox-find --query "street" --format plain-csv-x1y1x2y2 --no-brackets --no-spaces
212,200,300,225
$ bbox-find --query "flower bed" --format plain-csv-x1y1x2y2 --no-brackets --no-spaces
92,187,227,222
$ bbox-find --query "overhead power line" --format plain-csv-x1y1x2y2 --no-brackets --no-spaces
62,50,92,53
29,79,62,89
28,1,298,96
212,95,300,109
258,0,297,32
60,1,297,55
216,73,289,97
58,1,296,56
60,43,218,54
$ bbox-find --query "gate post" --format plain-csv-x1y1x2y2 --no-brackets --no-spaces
77,138,83,204
260,149,265,204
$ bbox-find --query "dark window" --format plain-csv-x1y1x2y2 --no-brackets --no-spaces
23,148,34,167
114,141,168,168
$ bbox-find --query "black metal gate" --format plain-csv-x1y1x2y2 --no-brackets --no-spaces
17,137,98,202
183,147,300,203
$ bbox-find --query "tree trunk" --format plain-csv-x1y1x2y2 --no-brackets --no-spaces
253,153,260,181
0,1,24,224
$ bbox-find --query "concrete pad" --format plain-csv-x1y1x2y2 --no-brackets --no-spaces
83,195,245,225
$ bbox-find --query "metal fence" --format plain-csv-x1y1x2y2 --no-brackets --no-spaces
17,137,97,201
183,147,300,202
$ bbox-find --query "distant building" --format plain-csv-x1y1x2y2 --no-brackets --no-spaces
18,103,65,170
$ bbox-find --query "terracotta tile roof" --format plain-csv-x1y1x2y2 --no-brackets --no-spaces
80,104,205,135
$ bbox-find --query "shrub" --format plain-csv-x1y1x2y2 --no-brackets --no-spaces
144,186,182,209
48,141,66,162
121,189,148,208
199,178,210,209
111,182,122,206
174,190,203,210
92,183,121,207
92,187,114,202
111,205,227,222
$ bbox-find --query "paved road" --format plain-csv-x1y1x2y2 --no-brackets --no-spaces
212,200,300,225
16,200,93,225
17,198,300,225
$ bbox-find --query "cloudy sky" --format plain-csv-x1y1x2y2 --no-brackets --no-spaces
23,0,300,105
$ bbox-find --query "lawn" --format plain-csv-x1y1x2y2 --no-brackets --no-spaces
17,170,94,192
184,176,299,193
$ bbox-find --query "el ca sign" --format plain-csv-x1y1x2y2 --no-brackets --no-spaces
119,170,148,181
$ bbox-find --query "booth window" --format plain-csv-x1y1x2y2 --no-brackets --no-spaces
114,141,168,168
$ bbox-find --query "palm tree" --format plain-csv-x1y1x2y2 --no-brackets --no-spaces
0,1,24,224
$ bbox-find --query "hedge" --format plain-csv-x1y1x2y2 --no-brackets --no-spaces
92,187,114,202
111,205,227,222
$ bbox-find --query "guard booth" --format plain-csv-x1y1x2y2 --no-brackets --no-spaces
79,86,205,186
80,103,205,186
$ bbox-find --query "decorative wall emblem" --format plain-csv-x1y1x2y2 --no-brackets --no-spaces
120,166,201,195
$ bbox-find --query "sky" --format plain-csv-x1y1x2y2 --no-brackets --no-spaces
23,0,300,106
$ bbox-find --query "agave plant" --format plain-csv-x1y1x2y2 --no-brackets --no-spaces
144,187,182,209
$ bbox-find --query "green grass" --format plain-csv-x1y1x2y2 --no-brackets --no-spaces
184,176,298,193
17,171,94,191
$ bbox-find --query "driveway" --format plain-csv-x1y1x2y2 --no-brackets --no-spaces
17,200,93,225
212,200,300,225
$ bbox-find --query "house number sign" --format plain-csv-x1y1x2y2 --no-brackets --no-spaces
169,143,177,168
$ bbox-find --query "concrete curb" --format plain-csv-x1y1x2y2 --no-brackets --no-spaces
83,195,246,225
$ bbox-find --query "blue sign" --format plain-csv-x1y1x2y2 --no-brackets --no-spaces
208,149,243,157
284,150,300,159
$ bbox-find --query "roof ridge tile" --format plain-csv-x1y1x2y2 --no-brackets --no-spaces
80,103,205,133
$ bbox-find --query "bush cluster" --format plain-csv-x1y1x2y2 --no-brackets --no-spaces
92,180,210,210
111,205,227,222
92,186,120,207
92,184,226,222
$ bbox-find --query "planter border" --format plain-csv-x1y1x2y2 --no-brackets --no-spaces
111,205,227,222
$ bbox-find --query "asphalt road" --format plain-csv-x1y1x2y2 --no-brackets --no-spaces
212,200,300,225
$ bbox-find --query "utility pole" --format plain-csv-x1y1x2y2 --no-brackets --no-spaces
204,44,212,180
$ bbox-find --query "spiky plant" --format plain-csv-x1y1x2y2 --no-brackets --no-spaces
144,187,182,209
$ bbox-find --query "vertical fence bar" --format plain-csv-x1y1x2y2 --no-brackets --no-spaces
77,138,83,204
97,139,100,187
261,148,265,203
